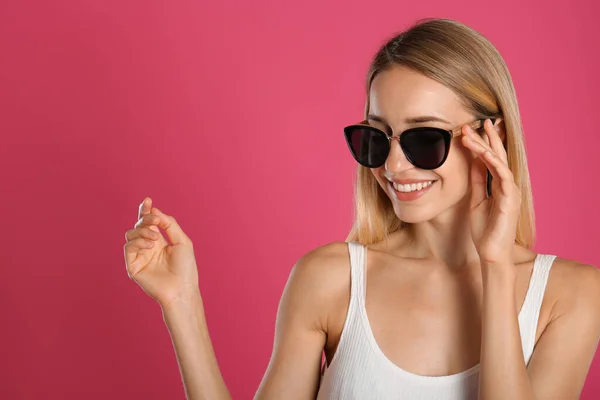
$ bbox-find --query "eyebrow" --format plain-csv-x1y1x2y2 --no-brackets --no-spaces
367,114,451,126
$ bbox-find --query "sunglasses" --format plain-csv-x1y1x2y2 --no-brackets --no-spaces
344,117,500,170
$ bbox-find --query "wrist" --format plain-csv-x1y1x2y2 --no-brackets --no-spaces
481,261,517,284
160,289,203,316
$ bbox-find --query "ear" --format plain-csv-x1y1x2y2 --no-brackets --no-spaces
492,117,507,147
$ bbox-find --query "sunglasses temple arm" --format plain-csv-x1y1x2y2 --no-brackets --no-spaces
453,118,495,137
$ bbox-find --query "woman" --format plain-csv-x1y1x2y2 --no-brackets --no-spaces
123,18,600,399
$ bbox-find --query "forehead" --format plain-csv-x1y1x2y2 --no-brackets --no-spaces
368,65,467,126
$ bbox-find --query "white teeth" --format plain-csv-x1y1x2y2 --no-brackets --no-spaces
392,180,435,193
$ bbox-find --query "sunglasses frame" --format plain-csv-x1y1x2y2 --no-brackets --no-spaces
343,117,500,170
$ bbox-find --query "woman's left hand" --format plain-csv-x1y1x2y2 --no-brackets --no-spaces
461,118,521,267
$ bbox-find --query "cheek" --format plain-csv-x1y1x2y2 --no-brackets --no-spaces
370,167,388,190
438,142,472,186
371,167,400,201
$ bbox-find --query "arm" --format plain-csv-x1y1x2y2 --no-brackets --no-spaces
161,243,344,400
526,262,600,399
254,246,333,399
162,292,232,400
478,261,600,400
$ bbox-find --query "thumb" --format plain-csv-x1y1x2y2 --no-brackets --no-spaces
470,156,488,209
150,207,191,246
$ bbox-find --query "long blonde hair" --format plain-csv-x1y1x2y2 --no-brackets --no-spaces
346,18,535,249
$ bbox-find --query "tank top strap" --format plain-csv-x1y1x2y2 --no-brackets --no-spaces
318,242,368,380
347,241,367,307
518,253,557,364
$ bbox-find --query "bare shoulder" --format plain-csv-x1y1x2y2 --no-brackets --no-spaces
289,241,351,299
293,241,351,279
547,256,600,320
525,256,600,398
285,241,352,328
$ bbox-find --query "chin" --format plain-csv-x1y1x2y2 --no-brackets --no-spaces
390,190,470,224
392,204,441,224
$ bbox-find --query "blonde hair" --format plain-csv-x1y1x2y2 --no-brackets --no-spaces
346,18,535,249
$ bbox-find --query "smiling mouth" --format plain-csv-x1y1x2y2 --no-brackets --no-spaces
390,180,438,193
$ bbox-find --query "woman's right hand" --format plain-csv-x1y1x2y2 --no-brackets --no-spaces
124,197,200,308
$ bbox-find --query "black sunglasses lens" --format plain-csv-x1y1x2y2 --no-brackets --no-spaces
400,129,449,169
345,127,389,168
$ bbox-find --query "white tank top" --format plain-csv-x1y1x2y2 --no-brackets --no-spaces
316,241,556,400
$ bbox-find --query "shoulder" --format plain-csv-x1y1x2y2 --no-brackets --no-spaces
547,256,600,321
287,241,351,297
281,241,352,330
525,257,600,398
293,241,351,277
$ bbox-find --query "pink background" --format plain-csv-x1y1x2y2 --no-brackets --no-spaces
1,0,598,398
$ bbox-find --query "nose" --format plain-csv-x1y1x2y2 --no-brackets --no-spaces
384,137,413,173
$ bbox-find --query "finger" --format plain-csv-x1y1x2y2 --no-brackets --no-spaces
463,127,509,185
134,213,161,229
138,197,152,221
124,237,155,253
480,126,494,156
150,207,191,246
470,156,488,208
464,125,515,195
482,149,515,196
462,127,494,159
463,124,495,155
484,118,508,164
125,226,161,242
124,238,155,275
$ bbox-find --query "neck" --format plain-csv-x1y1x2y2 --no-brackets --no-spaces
393,196,482,269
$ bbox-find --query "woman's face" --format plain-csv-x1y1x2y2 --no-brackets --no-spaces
368,65,477,224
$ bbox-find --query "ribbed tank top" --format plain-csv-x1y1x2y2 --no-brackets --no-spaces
316,241,556,400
